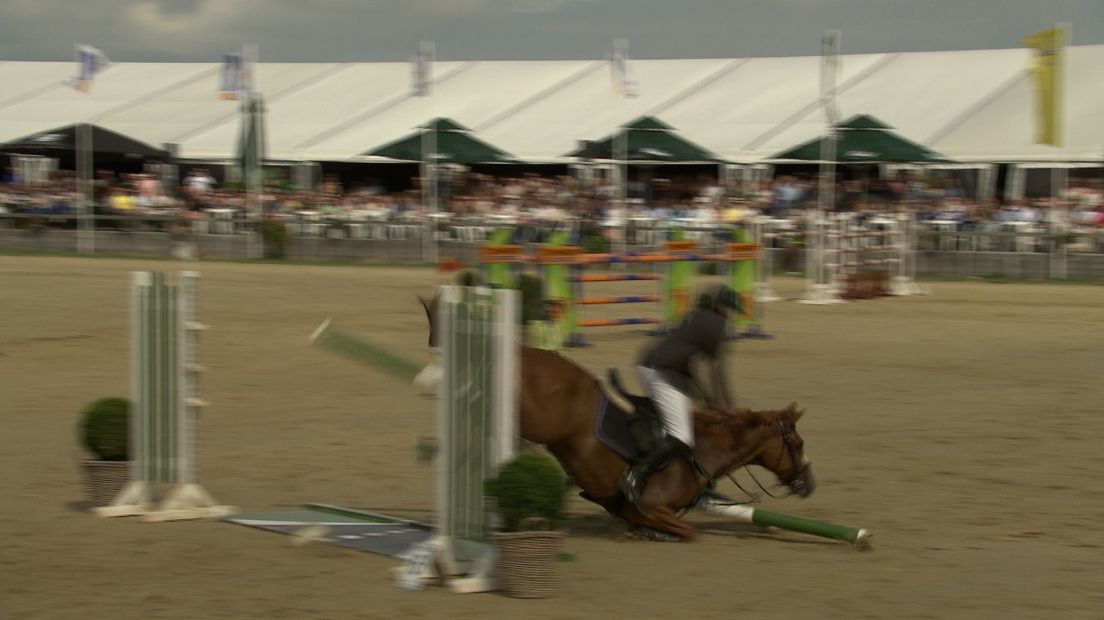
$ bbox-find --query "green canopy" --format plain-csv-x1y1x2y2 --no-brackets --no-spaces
567,116,724,163
235,95,267,189
771,114,952,163
363,118,517,164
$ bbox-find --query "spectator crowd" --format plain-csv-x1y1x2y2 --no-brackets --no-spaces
2,164,1103,236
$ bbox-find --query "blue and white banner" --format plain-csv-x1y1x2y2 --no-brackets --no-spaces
219,50,252,100
69,44,110,93
610,38,639,98
411,41,433,97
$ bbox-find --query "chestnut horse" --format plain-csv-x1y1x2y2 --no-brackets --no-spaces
419,293,815,541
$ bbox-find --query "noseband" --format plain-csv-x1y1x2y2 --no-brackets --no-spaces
775,419,811,493
727,418,809,500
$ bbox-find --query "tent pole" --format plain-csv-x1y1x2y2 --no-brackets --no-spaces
77,122,94,254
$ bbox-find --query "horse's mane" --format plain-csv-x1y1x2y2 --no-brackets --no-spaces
693,404,798,435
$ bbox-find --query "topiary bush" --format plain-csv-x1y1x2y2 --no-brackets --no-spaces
486,452,568,532
698,262,719,276
79,397,130,461
455,269,484,287
582,234,610,255
261,219,289,259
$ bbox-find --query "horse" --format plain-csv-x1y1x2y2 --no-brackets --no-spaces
418,291,815,541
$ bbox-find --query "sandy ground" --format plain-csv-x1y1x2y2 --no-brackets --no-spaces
2,256,1103,620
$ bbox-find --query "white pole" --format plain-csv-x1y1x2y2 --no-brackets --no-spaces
249,44,263,259
420,41,438,264
617,123,628,263
801,30,842,304
1054,22,1071,279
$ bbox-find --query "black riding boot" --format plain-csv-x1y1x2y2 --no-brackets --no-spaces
618,435,690,506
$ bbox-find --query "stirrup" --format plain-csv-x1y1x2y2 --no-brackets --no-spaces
618,469,643,505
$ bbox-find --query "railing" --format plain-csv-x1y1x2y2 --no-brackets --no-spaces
2,210,1102,279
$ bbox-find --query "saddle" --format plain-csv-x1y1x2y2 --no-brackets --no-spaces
588,370,715,513
595,369,664,462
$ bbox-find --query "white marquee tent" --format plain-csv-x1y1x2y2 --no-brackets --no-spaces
1,45,1101,164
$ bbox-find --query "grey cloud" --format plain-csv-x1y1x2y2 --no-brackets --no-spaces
0,0,1100,62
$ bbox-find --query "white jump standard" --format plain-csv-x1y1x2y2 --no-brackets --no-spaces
95,271,235,522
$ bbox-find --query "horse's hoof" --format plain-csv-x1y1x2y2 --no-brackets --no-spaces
631,527,683,542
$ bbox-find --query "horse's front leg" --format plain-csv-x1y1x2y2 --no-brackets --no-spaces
621,503,698,541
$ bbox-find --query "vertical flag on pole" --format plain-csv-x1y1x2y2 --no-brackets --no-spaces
412,41,433,97
610,38,639,98
69,45,110,93
1021,27,1066,146
219,48,253,100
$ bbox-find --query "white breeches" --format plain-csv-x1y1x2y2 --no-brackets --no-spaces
636,365,694,447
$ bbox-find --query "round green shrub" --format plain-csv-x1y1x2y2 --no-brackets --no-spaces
261,220,289,258
582,234,610,255
486,452,568,532
79,398,130,461
698,262,719,276
455,269,484,287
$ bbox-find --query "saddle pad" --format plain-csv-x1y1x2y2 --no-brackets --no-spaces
594,393,637,462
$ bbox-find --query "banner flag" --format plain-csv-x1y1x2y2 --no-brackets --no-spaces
219,49,253,100
1021,27,1065,146
412,41,433,97
69,45,110,93
610,38,639,98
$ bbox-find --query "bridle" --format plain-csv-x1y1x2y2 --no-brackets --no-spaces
726,418,810,500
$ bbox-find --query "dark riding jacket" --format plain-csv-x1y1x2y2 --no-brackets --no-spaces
640,309,732,406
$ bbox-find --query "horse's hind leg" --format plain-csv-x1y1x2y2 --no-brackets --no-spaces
624,505,698,541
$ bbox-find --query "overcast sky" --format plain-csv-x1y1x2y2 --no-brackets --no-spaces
2,0,1101,62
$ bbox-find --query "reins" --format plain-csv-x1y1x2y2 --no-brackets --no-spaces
726,419,807,501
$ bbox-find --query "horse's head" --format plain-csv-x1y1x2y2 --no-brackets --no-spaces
754,403,816,498
417,291,440,350
413,290,443,395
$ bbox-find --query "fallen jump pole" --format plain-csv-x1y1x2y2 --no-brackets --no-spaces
310,319,423,383
698,494,871,549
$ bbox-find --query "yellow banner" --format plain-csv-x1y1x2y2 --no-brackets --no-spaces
1021,27,1065,146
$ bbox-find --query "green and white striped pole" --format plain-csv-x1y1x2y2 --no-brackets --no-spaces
700,496,871,548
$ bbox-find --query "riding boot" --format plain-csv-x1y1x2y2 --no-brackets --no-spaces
618,435,690,506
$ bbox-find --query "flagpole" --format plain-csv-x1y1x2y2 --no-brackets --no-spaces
418,41,438,265
74,42,93,255
612,38,631,265
618,121,628,258
1052,22,1071,279
77,121,94,254
245,43,262,259
803,30,841,304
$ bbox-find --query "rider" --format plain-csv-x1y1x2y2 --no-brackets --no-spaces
618,284,740,505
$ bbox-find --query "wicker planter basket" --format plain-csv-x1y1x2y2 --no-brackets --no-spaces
492,530,564,598
81,460,132,506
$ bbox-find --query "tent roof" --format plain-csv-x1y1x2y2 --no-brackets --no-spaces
839,114,893,130
771,115,953,163
0,45,1101,163
1,123,169,160
625,116,675,131
566,116,722,162
418,117,469,132
364,117,516,163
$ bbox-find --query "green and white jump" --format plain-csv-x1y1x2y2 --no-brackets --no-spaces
396,286,520,593
95,271,235,522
